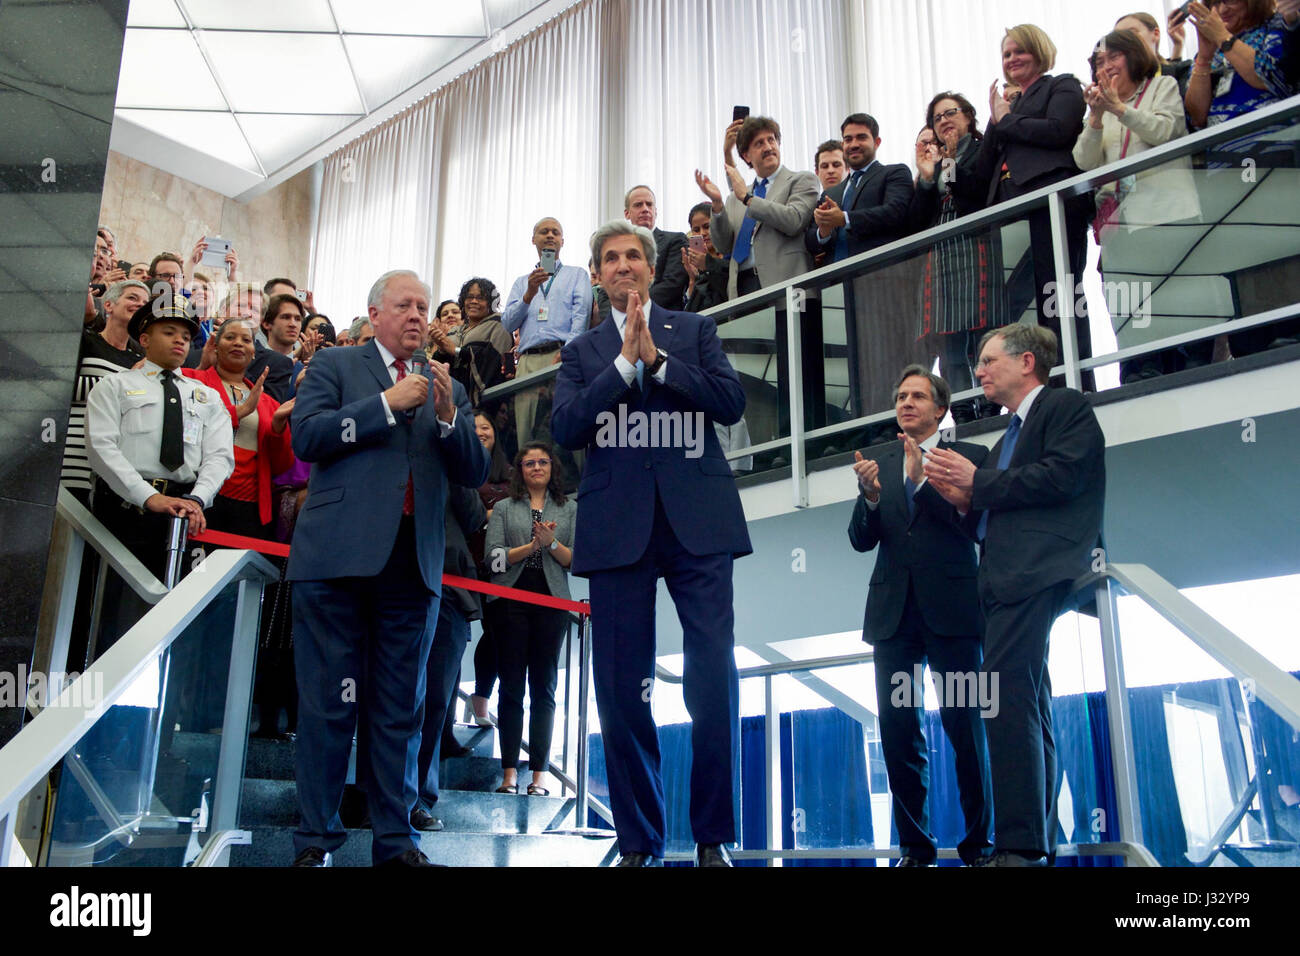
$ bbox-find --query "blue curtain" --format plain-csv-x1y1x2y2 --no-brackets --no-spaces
588,673,1300,866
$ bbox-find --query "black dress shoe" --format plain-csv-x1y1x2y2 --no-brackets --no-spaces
696,843,733,867
895,854,935,867
292,846,332,867
614,851,662,867
410,808,444,832
440,744,471,759
378,848,443,867
985,850,1048,867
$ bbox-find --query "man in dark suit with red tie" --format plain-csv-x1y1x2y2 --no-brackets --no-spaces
925,324,1105,866
848,365,993,866
551,220,751,867
287,270,488,867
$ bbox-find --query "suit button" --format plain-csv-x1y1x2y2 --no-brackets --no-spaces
643,462,652,470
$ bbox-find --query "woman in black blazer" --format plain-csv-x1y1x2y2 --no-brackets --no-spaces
973,24,1094,389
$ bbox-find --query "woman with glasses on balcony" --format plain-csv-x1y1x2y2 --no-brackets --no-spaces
1075,30,1203,382
484,442,575,797
971,24,1094,388
911,92,1008,422
1185,0,1295,132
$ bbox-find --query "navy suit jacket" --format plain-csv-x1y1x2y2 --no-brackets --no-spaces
551,303,752,575
804,161,914,262
849,438,988,643
970,387,1105,605
286,340,489,593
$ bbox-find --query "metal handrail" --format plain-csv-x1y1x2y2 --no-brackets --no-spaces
633,561,1297,866
479,94,1300,411
0,512,276,867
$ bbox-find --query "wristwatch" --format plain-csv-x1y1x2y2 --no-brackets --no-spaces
1220,35,1238,53
549,539,559,552
742,189,754,206
646,348,668,377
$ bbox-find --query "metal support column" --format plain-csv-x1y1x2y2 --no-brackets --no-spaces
1095,577,1145,854
1047,193,1082,390
764,674,783,867
786,286,809,509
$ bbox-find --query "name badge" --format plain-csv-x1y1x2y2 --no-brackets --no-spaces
537,305,548,323
125,389,147,396
183,414,202,446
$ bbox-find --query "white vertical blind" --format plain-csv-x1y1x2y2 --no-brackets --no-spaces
311,0,1183,318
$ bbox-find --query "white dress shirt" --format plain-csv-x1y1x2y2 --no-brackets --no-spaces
609,304,669,385
862,428,939,510
374,338,456,432
86,359,235,508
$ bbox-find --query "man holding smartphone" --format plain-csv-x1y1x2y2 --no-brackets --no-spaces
501,217,592,447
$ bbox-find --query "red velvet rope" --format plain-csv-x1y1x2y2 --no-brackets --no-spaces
188,528,590,615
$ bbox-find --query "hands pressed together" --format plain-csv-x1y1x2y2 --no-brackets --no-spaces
618,291,658,368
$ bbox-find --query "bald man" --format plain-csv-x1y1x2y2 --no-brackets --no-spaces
502,217,593,446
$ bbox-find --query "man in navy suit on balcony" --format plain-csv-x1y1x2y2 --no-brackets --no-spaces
925,324,1105,866
552,219,752,867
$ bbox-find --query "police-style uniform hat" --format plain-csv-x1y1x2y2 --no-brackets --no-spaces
129,292,201,341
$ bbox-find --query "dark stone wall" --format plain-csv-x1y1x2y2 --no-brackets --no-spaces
0,0,129,744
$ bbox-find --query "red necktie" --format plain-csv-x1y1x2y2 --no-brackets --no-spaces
394,359,415,516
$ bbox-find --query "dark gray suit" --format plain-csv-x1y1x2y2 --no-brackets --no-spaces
849,437,993,864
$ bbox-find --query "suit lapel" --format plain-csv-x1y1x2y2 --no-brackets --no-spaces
847,163,881,211
361,340,393,393
591,310,624,369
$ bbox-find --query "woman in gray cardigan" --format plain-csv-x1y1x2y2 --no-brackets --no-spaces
484,441,576,796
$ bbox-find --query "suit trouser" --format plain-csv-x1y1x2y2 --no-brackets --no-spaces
588,494,739,857
979,579,1072,858
871,591,993,864
293,518,437,864
494,568,569,772
416,599,471,807
513,347,561,448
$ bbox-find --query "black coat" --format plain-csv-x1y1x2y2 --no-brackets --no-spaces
650,227,689,309
971,73,1086,205
849,438,988,643
969,387,1106,605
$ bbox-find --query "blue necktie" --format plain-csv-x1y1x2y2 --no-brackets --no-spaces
834,169,865,262
903,474,918,520
635,357,645,389
977,414,1022,541
732,177,768,267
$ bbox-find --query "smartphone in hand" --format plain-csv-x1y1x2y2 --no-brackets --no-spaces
539,249,558,275
732,105,750,123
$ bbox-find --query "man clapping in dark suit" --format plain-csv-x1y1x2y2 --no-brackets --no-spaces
287,270,489,867
925,324,1105,867
551,220,751,867
625,185,690,312
805,113,920,431
848,365,993,867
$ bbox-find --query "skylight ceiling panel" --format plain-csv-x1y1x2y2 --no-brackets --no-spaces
116,28,227,109
126,0,187,28
180,0,338,32
116,108,262,173
330,0,487,36
200,31,363,113
343,34,479,107
237,112,361,171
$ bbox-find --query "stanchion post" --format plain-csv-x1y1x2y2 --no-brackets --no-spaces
575,602,592,828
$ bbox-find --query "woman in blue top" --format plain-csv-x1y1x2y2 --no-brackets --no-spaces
1185,0,1293,131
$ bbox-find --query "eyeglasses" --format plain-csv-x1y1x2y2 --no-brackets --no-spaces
463,293,488,301
931,107,963,124
521,459,551,468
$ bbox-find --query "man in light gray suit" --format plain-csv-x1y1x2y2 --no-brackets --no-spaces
696,115,825,431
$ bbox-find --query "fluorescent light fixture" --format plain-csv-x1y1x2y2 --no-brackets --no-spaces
201,31,364,113
116,28,227,110
330,0,487,36
343,34,479,108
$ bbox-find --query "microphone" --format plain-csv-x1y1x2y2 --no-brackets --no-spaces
405,352,428,422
